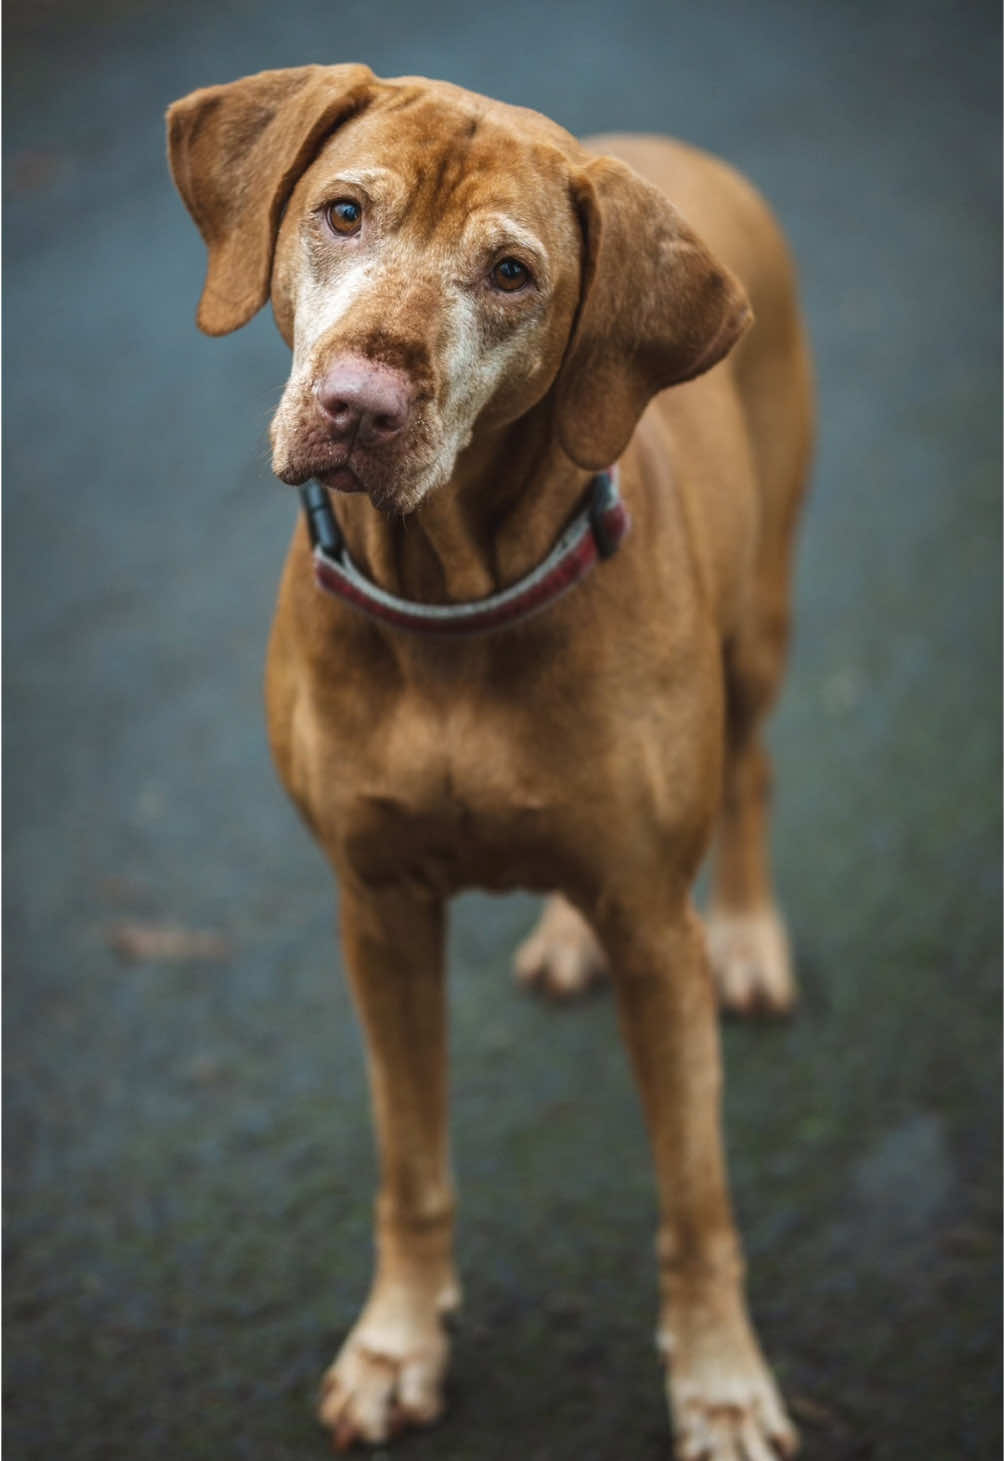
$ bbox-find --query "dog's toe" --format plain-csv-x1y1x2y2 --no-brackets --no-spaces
321,1351,393,1448
706,906,797,1018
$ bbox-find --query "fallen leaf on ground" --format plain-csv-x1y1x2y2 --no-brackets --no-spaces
106,921,231,964
789,1393,848,1431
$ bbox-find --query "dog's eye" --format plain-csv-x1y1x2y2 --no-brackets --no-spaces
325,199,362,237
491,257,530,292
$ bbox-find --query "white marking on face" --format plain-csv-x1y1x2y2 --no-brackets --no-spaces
292,256,374,372
428,215,549,456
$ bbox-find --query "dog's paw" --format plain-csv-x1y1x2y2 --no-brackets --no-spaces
705,905,797,1017
513,894,608,999
319,1288,455,1449
662,1309,798,1461
670,1382,798,1461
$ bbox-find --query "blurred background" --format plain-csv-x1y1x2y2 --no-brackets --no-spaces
3,1,1001,1457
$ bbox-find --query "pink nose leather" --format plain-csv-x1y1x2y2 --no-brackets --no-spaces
316,358,412,445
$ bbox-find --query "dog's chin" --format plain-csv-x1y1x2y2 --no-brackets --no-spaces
363,473,438,517
313,462,431,516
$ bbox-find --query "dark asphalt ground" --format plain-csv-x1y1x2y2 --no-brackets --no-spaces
4,1,1001,1457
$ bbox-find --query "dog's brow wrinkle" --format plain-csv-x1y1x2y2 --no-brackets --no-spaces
334,166,397,192
401,115,487,228
427,150,455,205
379,89,421,115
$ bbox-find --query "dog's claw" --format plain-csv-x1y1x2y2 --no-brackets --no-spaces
332,1415,356,1452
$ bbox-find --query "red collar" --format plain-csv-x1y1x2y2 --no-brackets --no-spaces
300,468,629,636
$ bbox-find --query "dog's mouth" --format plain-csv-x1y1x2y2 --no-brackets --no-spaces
273,436,354,488
276,443,435,516
315,462,365,495
273,436,374,497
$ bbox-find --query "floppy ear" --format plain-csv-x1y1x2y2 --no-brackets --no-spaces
166,63,375,336
556,156,752,470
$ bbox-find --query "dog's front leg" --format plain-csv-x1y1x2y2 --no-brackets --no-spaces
598,896,798,1461
319,880,459,1449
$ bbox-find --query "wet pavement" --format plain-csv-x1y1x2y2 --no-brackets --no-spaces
4,1,1001,1457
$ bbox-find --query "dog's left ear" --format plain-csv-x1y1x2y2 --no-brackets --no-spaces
167,63,375,335
556,156,752,470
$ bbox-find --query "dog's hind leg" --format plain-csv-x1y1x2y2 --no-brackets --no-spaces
318,881,460,1449
707,525,800,1016
708,299,813,1017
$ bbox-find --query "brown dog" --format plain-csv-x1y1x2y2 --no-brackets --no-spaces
168,64,813,1460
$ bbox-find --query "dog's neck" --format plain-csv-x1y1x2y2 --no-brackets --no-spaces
327,403,590,605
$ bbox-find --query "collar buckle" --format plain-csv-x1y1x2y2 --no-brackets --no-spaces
300,478,342,556
589,471,621,559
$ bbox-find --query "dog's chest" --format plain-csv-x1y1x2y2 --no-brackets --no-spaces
343,698,568,891
293,666,610,894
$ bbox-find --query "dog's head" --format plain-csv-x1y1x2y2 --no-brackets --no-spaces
168,66,750,514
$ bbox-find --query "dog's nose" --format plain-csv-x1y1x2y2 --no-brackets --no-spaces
316,359,412,446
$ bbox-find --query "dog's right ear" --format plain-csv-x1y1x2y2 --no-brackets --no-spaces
167,64,375,336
